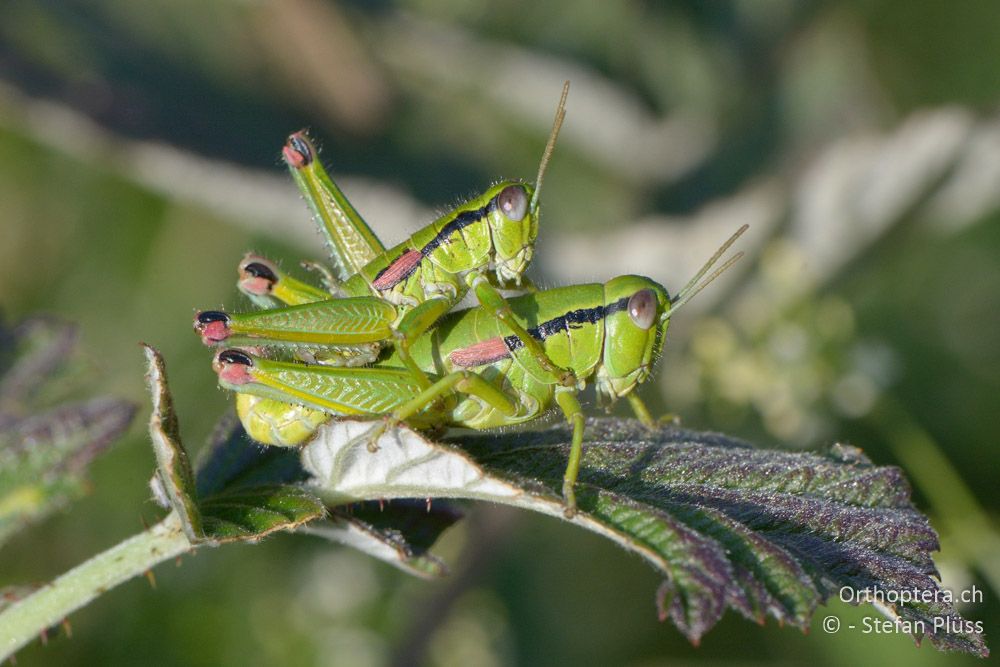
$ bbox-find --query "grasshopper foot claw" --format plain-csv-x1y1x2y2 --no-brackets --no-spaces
561,481,578,518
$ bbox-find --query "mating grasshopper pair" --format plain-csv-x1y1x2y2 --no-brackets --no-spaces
194,84,744,514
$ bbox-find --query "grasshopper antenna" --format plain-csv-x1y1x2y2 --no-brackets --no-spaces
530,80,570,214
662,224,748,321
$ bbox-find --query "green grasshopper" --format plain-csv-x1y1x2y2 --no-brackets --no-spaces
210,225,746,515
195,83,573,397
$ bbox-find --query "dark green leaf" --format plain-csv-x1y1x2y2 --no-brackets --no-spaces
145,346,324,545
194,413,308,498
0,317,77,416
302,417,987,657
144,344,203,541
199,485,325,543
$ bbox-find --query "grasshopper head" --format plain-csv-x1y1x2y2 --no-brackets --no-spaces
596,275,670,405
487,180,538,285
595,225,748,408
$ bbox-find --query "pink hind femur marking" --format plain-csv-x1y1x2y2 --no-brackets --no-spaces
217,360,253,385
450,337,511,368
283,132,311,168
200,321,231,344
239,276,272,296
372,249,423,290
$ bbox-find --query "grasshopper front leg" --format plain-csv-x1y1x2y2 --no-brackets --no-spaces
467,272,578,388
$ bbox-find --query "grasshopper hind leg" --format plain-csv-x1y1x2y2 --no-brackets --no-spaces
346,369,521,453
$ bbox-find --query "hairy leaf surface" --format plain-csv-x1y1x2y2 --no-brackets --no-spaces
301,418,987,656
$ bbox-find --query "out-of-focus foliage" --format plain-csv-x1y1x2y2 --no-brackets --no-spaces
0,317,134,547
1,1,998,665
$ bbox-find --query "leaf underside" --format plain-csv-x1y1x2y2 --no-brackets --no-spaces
305,499,462,578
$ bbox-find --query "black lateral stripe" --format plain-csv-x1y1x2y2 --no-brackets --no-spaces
419,197,497,257
503,297,630,351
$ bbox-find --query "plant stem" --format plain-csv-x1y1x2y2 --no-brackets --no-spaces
0,511,191,660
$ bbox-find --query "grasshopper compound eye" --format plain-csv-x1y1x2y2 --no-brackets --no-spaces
238,258,279,296
213,349,254,385
497,185,528,222
627,289,657,330
195,311,232,344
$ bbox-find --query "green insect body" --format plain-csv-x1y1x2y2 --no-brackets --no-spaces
222,183,537,447
213,224,745,514
198,179,553,372
215,275,668,513
400,275,667,428
197,84,573,410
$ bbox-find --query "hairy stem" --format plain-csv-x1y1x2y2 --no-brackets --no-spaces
0,512,191,660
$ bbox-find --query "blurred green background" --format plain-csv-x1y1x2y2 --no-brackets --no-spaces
2,1,998,665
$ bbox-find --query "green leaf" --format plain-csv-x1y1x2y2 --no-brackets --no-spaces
300,418,988,657
144,344,203,541
194,413,308,498
199,485,325,543
144,345,323,545
0,317,77,413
